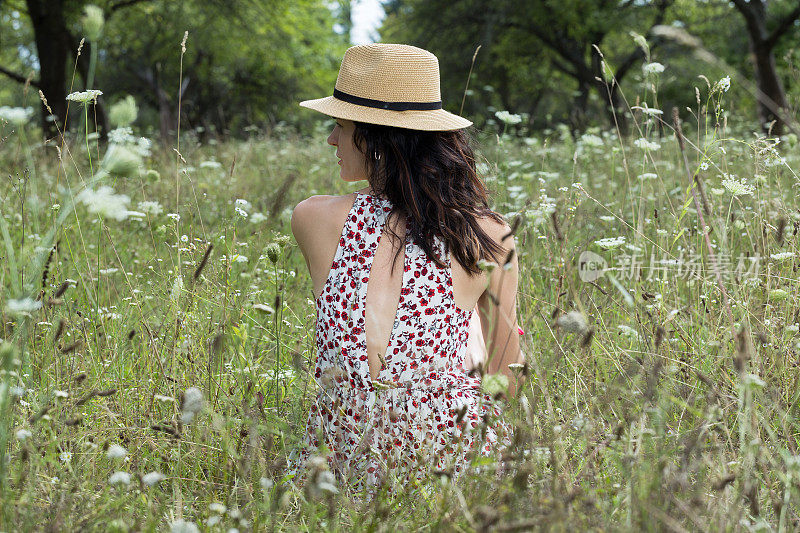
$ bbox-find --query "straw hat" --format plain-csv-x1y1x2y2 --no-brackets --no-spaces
299,43,472,131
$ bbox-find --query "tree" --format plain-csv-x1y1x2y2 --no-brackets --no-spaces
729,0,800,134
382,0,676,133
0,0,347,138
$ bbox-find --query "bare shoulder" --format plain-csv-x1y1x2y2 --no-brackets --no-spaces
291,193,356,243
476,212,516,256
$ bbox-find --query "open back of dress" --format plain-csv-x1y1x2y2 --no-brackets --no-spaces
289,191,509,494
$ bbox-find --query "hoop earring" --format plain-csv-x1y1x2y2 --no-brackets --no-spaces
374,150,381,161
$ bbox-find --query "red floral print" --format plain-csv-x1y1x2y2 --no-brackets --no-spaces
287,192,511,494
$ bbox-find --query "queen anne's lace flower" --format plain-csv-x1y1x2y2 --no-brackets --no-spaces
594,236,626,249
642,62,665,75
66,90,103,104
0,106,34,125
76,186,131,220
495,110,522,125
721,175,754,196
5,297,43,315
633,138,661,151
714,76,731,93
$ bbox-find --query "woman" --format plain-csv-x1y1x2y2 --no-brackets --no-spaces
289,43,523,495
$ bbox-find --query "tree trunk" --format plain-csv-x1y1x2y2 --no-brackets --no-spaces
732,0,795,135
569,80,590,136
750,35,789,134
26,0,70,139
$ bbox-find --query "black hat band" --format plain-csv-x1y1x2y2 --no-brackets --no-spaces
333,88,442,112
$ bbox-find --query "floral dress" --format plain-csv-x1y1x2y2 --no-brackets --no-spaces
288,191,511,494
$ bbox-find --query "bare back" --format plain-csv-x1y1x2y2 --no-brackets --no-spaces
291,190,520,384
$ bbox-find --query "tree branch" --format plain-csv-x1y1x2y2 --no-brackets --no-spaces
549,57,578,80
766,2,800,49
0,65,39,87
109,0,150,14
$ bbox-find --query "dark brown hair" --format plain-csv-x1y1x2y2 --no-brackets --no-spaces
352,121,507,277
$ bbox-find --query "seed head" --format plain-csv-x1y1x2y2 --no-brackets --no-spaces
555,311,588,335
180,387,204,424
108,471,131,486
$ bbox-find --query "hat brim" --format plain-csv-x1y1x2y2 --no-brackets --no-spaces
299,96,472,131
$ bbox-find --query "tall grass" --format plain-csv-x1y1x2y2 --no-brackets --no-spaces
1,49,800,531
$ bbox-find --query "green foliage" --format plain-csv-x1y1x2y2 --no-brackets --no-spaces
0,0,347,135
1,58,800,528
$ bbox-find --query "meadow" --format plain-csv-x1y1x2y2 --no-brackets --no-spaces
1,73,800,531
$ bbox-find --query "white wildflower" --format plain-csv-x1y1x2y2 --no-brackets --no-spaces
5,297,43,315
250,212,268,223
170,519,200,533
617,324,640,340
142,471,166,487
260,477,274,491
0,106,34,125
76,185,131,221
125,210,146,220
495,110,522,125
54,390,69,398
555,311,588,335
15,429,32,441
180,387,204,424
209,503,226,514
633,138,661,151
714,76,731,93
632,104,663,116
253,303,275,314
770,252,795,261
137,201,163,216
59,451,72,463
579,133,604,148
721,175,754,196
594,236,626,249
154,394,176,403
167,213,181,222
200,160,222,169
135,136,152,157
99,268,119,275
109,471,131,486
638,173,658,180
106,444,127,459
66,89,103,104
107,127,136,144
642,62,665,75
